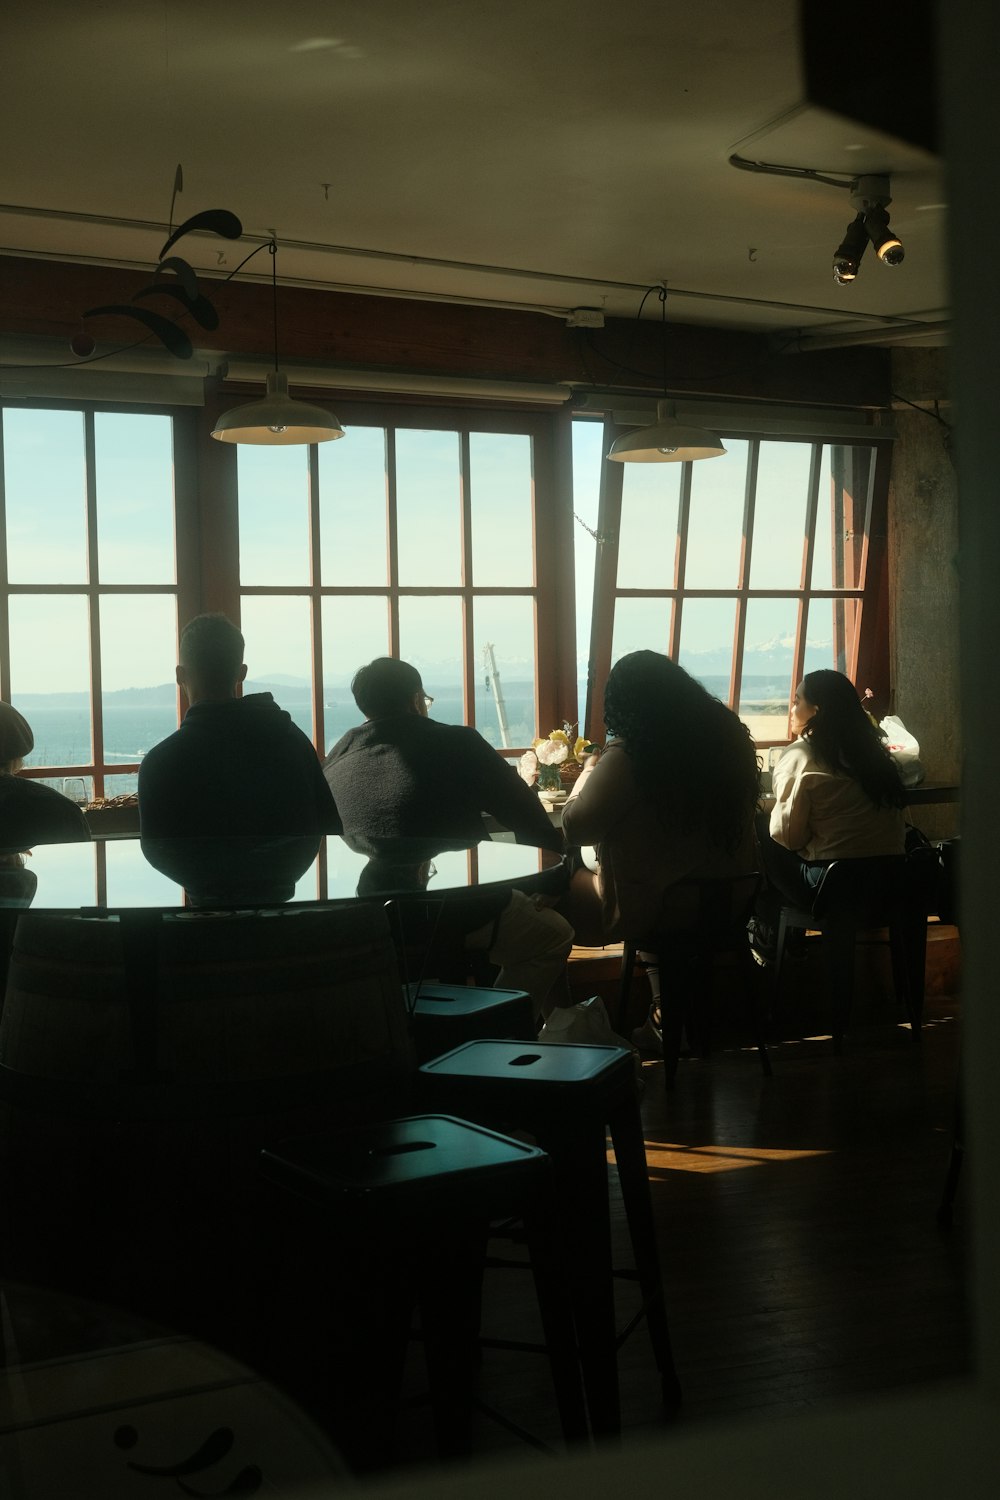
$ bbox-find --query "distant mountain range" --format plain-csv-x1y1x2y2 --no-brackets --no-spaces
16,678,316,709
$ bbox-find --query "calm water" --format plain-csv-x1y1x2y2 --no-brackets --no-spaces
20,673,789,795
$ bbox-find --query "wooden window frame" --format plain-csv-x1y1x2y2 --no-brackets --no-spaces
229,398,579,762
584,419,892,743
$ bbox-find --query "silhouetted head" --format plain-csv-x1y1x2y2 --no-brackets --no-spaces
602,649,758,853
0,701,33,775
351,657,427,719
793,668,904,808
177,614,247,704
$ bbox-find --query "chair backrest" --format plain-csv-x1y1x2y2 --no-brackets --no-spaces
641,871,761,952
810,856,908,922
0,901,413,1111
0,902,415,1236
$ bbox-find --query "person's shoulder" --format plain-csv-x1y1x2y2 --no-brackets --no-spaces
139,724,184,768
322,723,366,766
778,737,812,768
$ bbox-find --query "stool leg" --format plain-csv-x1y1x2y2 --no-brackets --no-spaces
549,1119,621,1439
417,1223,486,1459
608,1096,682,1410
522,1196,591,1444
823,918,856,1053
736,940,773,1077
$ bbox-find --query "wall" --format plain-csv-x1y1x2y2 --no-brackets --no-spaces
887,347,959,838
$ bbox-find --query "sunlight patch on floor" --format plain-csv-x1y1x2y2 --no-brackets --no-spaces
642,1142,833,1174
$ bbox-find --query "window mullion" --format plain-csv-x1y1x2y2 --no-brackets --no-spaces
586,418,623,739
459,429,475,726
308,444,324,754
84,412,105,798
729,442,760,714
670,461,695,662
0,416,10,703
386,427,400,657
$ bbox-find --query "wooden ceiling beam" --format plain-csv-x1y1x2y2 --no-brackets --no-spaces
0,254,892,409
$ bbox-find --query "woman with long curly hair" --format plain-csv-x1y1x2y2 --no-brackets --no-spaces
561,650,759,1049
757,668,906,927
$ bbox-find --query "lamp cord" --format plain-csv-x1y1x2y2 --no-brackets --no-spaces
269,238,279,373
660,284,667,398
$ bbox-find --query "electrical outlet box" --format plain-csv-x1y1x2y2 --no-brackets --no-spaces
566,308,605,329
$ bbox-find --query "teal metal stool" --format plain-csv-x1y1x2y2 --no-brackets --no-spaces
259,1113,588,1465
417,1040,681,1437
405,982,535,1062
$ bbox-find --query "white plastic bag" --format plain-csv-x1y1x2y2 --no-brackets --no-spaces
881,714,925,787
539,995,644,1091
539,993,630,1048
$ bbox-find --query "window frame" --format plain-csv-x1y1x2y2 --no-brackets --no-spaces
0,397,199,790
230,398,578,760
584,416,892,744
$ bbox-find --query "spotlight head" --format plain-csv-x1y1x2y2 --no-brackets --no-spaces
863,202,905,266
832,213,869,285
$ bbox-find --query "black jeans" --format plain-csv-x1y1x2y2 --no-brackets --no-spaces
754,811,828,923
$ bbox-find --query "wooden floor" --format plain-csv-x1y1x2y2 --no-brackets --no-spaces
0,932,969,1481
394,932,970,1467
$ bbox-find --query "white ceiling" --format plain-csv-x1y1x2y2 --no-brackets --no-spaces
0,0,946,345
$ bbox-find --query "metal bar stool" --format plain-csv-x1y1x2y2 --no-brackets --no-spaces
417,1040,681,1438
404,982,536,1063
259,1113,589,1467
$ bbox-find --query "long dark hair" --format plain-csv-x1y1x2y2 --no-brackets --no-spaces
602,650,759,853
798,669,905,808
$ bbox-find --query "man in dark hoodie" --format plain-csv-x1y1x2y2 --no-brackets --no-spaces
138,614,341,855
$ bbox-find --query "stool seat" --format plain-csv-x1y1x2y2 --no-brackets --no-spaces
418,1041,680,1435
261,1110,548,1215
405,984,535,1063
259,1113,589,1464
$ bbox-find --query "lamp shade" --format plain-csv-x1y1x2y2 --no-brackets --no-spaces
211,371,345,445
606,399,726,463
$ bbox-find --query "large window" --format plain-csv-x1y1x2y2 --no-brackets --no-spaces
234,406,569,758
0,403,183,802
581,420,888,747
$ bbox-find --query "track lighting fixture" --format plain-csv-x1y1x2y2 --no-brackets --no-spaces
862,201,905,266
832,214,869,284
730,155,907,290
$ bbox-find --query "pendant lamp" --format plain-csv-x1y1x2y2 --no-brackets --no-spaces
212,241,344,446
607,286,725,463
